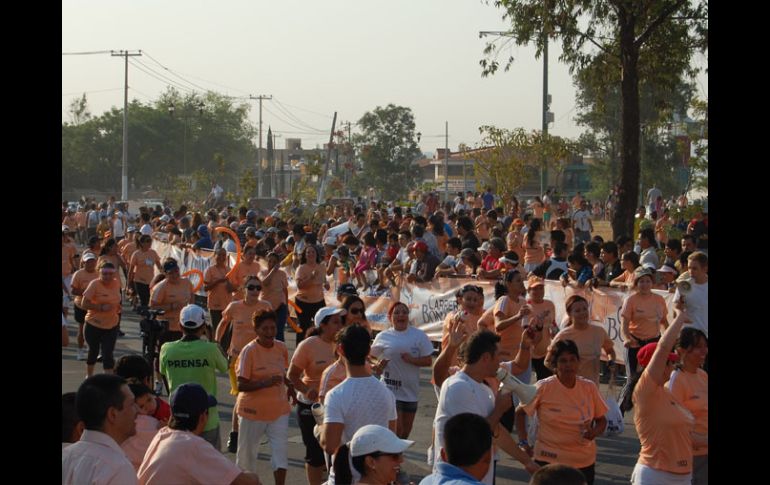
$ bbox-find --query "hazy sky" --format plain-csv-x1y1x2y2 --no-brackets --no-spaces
62,0,707,153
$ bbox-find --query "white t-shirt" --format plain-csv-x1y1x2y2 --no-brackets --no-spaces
639,247,660,270
324,375,397,485
441,255,460,269
673,280,708,337
397,247,410,265
433,371,496,485
370,327,434,402
572,209,592,232
113,213,125,238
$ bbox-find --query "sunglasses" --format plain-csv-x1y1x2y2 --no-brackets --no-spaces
246,285,262,291
100,270,116,275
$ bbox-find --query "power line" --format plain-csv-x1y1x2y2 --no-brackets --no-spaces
271,98,333,119
62,87,123,97
270,99,326,133
62,50,114,56
139,52,212,93
132,58,199,93
262,104,325,134
142,51,252,97
127,58,194,94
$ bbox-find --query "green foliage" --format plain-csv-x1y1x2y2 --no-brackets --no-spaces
474,126,578,206
68,94,92,125
237,168,257,207
483,0,708,238
352,104,422,200
685,98,707,192
62,87,256,197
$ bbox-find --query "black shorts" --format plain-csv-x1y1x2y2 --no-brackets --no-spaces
74,306,87,325
296,402,326,467
396,400,418,413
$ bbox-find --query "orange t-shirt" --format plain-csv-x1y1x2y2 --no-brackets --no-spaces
633,371,694,474
149,278,194,332
295,264,326,303
506,231,525,262
62,243,77,277
621,293,668,341
290,335,336,403
667,368,708,456
319,360,345,401
228,260,263,301
493,295,525,359
71,268,99,309
529,299,557,359
259,268,288,310
83,278,122,329
523,238,545,265
550,324,613,385
522,375,609,468
75,211,87,229
441,310,482,368
235,339,291,422
119,241,137,266
221,299,273,356
203,265,232,311
130,249,161,285
477,306,496,332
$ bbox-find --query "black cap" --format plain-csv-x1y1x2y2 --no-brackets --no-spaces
336,283,358,296
170,383,217,419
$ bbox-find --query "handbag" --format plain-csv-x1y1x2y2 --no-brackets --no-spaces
603,364,625,437
219,320,233,357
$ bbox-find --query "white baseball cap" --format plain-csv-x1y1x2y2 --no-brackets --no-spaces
349,424,414,457
180,304,207,329
82,253,97,262
140,225,153,236
313,306,347,328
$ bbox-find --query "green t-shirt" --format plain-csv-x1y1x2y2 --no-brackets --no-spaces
159,337,229,431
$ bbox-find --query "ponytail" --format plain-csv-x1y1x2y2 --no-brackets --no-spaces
333,443,353,485
494,281,508,299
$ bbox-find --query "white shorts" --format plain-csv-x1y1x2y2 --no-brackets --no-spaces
631,463,692,485
236,413,289,472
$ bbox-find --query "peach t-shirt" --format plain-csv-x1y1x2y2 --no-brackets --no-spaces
290,335,336,404
137,426,242,485
441,310,482,367
529,299,557,359
260,267,289,310
83,279,122,329
295,264,326,303
235,339,291,422
121,414,160,470
493,295,525,359
119,241,136,266
477,306,495,332
71,268,99,309
523,238,545,265
666,368,708,456
550,324,613,385
522,375,608,468
203,264,232,311
227,260,263,300
149,278,194,332
130,249,161,285
506,231,525,262
62,243,77,277
633,371,694,474
621,293,668,340
221,299,273,356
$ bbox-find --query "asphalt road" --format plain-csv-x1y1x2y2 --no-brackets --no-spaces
62,303,641,484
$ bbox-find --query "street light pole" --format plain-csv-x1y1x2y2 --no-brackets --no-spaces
110,50,141,201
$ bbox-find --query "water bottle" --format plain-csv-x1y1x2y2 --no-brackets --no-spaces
311,402,325,425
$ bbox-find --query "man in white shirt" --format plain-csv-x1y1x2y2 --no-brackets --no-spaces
571,200,594,245
433,331,538,485
321,325,397,485
637,228,660,270
62,375,138,485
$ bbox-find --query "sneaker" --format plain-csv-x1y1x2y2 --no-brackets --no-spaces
227,431,238,453
77,348,87,361
118,330,126,337
96,354,103,362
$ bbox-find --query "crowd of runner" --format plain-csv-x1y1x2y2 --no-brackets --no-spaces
62,186,708,485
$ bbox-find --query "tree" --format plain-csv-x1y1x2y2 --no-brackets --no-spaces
482,0,707,237
352,104,422,200
684,97,707,193
474,126,578,206
68,94,92,125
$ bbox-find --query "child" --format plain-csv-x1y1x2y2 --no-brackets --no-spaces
353,233,378,290
121,383,163,470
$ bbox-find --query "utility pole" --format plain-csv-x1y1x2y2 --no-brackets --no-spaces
541,36,550,198
317,112,338,205
444,121,449,202
343,121,352,189
111,50,141,201
250,95,272,197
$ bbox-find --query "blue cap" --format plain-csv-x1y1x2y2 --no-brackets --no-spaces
170,383,217,419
